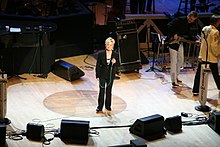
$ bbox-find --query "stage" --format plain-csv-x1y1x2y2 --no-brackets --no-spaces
1,0,220,146
4,54,220,147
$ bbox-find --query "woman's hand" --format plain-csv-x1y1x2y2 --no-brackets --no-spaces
111,58,116,64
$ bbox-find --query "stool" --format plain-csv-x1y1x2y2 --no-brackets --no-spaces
177,0,191,14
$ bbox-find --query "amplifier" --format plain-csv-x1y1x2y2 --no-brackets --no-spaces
0,20,57,34
108,19,137,32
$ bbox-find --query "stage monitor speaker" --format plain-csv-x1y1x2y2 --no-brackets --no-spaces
129,114,165,140
26,123,45,141
109,139,146,147
208,111,220,135
0,123,6,145
130,139,147,146
164,115,182,133
52,60,85,81
60,119,90,144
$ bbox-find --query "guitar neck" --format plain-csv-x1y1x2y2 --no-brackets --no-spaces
179,37,197,44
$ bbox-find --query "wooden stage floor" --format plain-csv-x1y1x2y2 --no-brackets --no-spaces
5,54,220,147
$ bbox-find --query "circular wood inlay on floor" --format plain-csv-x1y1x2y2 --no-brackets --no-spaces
43,90,127,117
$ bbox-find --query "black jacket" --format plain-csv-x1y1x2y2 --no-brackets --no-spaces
167,16,198,40
95,50,119,80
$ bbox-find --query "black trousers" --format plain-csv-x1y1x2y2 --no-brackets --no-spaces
146,0,153,12
192,61,220,93
97,78,114,110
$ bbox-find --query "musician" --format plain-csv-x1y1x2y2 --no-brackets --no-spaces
167,11,199,88
130,0,146,14
95,37,119,113
192,15,220,96
107,0,126,21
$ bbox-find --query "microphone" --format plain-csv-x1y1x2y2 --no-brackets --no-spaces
111,58,116,66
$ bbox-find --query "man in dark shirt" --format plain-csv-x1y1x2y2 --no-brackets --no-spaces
167,11,199,88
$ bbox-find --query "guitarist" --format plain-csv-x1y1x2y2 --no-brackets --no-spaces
167,11,199,88
192,15,220,96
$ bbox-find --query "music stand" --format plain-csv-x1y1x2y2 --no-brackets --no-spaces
146,32,161,72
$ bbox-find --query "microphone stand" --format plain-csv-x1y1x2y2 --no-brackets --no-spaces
37,27,48,79
195,31,211,112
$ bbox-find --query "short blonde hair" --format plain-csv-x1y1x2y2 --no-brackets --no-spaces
105,37,115,45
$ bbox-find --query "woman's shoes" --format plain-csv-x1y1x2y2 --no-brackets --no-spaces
106,108,111,111
96,108,102,113
96,107,112,113
193,93,199,96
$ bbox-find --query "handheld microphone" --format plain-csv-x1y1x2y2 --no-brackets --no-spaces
111,58,116,66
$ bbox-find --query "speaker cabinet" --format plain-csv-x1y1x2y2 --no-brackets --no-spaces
117,31,142,72
3,33,56,75
0,123,6,145
108,19,142,72
208,111,220,135
52,60,85,81
129,114,165,140
164,115,182,133
26,123,45,141
60,119,90,144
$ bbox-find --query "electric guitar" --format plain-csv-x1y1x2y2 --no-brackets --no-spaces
166,35,200,50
